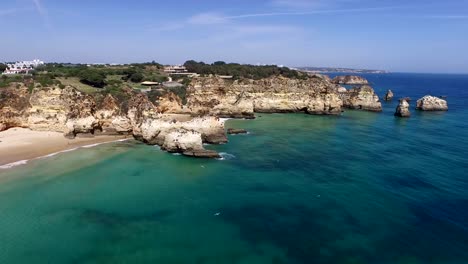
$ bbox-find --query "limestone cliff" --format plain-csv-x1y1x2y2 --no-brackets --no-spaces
186,76,343,118
0,85,30,130
0,85,224,157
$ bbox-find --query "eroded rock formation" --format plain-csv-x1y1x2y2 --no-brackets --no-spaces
0,85,224,158
394,99,411,117
384,90,394,101
341,85,382,112
416,95,448,111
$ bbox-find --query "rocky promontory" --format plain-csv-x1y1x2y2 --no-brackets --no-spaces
416,95,448,111
0,85,225,158
331,75,369,85
186,76,343,118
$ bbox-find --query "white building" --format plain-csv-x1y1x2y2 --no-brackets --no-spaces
163,65,188,74
2,59,45,75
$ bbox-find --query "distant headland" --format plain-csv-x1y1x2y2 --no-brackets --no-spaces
295,66,388,74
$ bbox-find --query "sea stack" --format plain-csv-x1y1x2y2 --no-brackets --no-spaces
342,85,382,112
384,90,394,101
394,99,410,117
416,95,448,111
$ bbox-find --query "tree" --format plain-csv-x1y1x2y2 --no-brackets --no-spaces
129,72,144,83
79,69,106,88
0,63,7,72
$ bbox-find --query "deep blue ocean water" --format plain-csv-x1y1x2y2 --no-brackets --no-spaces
0,73,467,264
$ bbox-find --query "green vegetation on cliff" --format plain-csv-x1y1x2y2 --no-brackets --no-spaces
184,60,307,80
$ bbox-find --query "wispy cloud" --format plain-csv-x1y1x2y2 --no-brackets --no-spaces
271,0,322,9
0,8,19,16
188,12,228,25
425,15,468,19
226,6,402,20
186,6,402,25
32,0,52,30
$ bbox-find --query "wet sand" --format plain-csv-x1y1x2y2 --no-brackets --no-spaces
0,128,129,167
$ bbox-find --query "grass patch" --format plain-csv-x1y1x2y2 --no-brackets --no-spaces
56,77,100,94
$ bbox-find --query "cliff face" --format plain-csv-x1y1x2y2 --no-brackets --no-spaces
0,75,384,158
0,86,30,130
0,85,225,157
186,76,343,117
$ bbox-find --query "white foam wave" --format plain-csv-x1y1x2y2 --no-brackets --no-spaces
0,138,130,170
217,152,236,161
0,160,29,169
219,118,232,123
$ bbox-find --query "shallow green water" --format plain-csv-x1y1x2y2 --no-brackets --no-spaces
1,73,468,263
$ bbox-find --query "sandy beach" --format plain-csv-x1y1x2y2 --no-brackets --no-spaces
0,128,129,167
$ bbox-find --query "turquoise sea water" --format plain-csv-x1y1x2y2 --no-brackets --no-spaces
0,73,467,264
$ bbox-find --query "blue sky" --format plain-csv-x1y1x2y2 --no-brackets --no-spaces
2,0,468,73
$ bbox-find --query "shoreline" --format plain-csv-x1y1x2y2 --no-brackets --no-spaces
0,128,130,169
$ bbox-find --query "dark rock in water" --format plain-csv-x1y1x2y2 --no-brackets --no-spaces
384,90,394,101
394,99,411,118
227,128,248,135
183,149,221,159
416,95,448,111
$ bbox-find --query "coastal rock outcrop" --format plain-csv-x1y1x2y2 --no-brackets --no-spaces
384,90,394,101
394,99,411,117
161,130,220,158
186,76,343,118
332,75,369,85
416,95,448,111
0,85,225,157
342,85,382,112
137,116,227,146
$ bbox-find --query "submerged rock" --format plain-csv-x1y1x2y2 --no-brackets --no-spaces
227,128,248,135
416,95,448,111
331,75,369,85
384,90,394,101
394,99,411,117
342,85,382,112
183,149,221,159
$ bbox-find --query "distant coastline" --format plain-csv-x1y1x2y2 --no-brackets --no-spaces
295,66,388,74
